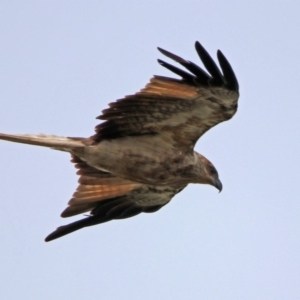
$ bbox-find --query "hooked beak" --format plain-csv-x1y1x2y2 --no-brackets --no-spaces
213,177,223,193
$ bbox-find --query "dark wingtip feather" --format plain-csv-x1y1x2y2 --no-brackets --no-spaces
157,47,186,63
157,42,238,91
195,41,224,85
44,222,85,242
217,50,239,92
44,215,109,242
157,59,195,82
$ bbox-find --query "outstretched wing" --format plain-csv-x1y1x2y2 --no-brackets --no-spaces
60,155,141,218
92,41,239,150
45,155,186,241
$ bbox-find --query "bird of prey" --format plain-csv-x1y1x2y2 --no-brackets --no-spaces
0,41,239,242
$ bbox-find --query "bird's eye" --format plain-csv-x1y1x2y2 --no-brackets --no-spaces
210,167,217,175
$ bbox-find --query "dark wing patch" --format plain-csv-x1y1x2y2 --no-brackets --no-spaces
45,155,185,241
93,79,199,141
91,41,239,149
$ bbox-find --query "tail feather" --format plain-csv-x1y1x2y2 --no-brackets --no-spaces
0,133,85,150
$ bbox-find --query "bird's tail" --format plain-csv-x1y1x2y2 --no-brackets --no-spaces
0,133,87,151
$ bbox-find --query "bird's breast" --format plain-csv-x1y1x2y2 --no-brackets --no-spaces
80,136,197,185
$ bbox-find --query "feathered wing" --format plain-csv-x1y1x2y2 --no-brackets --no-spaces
45,155,186,241
92,41,239,150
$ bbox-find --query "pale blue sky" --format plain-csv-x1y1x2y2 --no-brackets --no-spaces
0,1,299,299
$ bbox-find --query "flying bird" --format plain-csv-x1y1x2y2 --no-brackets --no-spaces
0,41,239,241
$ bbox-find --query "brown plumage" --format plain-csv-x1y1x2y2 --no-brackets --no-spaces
0,41,239,241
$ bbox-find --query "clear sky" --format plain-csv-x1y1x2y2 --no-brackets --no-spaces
0,1,299,299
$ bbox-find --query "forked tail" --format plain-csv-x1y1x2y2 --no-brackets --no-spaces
0,133,86,151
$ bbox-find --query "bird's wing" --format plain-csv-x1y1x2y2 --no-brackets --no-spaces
45,155,186,241
92,41,239,151
61,155,142,218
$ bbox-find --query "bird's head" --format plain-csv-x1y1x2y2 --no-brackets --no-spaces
195,153,223,192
